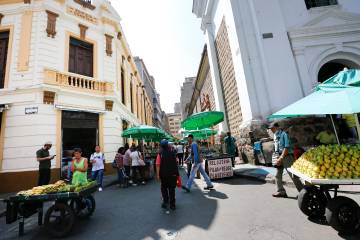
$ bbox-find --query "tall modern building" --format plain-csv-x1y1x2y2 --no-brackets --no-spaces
134,56,165,129
174,102,181,114
193,0,360,162
180,77,195,120
0,0,152,192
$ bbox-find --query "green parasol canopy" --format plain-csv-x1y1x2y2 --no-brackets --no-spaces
183,128,217,140
181,111,224,130
269,86,360,119
321,69,360,87
270,69,360,119
121,125,167,140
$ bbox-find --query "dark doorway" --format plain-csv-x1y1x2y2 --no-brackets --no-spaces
69,37,93,77
318,60,359,83
61,111,99,179
0,31,9,89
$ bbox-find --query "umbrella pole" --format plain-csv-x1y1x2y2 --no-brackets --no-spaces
330,115,340,145
354,114,360,141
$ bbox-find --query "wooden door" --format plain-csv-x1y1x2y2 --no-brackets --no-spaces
69,37,93,77
0,31,9,89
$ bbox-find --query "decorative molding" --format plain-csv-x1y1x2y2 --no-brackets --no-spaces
46,10,59,38
101,17,119,31
17,11,32,72
105,34,113,56
78,24,88,40
0,14,3,25
73,0,96,10
66,6,98,25
127,55,131,62
43,91,56,104
117,31,122,40
24,0,31,3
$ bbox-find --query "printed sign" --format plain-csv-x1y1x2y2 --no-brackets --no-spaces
208,158,233,179
25,107,38,115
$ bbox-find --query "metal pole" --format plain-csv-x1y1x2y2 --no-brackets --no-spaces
354,113,360,141
330,115,340,145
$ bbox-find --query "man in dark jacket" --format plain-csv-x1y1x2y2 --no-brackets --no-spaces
156,139,179,210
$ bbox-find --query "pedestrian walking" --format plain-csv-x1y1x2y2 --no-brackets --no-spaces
176,142,184,166
71,148,88,186
36,141,55,186
184,144,192,177
90,145,105,191
130,145,146,186
115,147,127,188
182,134,214,192
268,122,304,198
156,139,179,210
123,143,132,183
224,132,236,167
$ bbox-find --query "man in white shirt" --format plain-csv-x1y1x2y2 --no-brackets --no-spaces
90,145,105,191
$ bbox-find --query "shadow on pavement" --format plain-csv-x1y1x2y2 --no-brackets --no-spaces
214,176,266,186
204,189,228,200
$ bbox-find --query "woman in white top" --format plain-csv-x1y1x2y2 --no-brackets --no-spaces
130,145,146,186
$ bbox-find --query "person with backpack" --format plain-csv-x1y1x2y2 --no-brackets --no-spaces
156,139,179,210
182,134,214,192
268,122,303,198
90,145,105,191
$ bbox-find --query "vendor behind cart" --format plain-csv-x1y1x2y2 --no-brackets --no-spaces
71,148,88,186
268,122,304,198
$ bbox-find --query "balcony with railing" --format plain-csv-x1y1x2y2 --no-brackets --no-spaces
44,69,113,95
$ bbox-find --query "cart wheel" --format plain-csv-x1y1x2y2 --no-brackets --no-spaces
70,195,96,219
325,196,360,235
44,202,75,238
298,186,327,218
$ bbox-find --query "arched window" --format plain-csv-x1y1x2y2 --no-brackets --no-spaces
318,59,359,83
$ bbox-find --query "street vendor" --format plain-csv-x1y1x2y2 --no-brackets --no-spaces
224,132,236,167
268,122,303,198
71,148,88,186
36,141,55,186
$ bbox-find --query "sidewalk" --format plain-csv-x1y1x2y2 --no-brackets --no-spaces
0,173,118,218
233,164,294,186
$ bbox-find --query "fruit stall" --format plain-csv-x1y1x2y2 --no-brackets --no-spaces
269,69,360,235
3,180,98,238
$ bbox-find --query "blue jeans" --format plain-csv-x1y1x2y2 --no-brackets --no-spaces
92,169,104,187
186,162,213,189
117,168,125,184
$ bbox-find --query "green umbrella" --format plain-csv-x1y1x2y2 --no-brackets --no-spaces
121,125,166,140
184,128,217,139
269,86,360,119
181,111,224,130
321,69,360,87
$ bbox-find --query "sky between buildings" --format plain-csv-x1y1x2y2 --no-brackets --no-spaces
110,0,204,113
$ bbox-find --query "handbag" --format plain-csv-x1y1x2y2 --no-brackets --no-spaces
176,175,182,188
137,151,146,166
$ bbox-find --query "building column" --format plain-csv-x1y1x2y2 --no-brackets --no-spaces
294,49,311,96
204,24,228,133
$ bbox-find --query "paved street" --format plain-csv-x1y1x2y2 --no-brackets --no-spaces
1,171,360,240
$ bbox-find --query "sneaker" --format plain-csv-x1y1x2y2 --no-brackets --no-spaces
204,185,214,190
132,183,138,187
182,185,190,193
141,181,146,185
161,202,168,209
129,180,133,184
98,187,103,192
272,192,287,198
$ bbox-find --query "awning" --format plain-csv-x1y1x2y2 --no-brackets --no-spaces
55,104,106,114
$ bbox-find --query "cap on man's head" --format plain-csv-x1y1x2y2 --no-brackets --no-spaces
268,122,280,129
160,139,168,146
44,141,52,145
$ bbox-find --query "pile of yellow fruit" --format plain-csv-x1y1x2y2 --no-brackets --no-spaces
17,180,66,196
292,144,360,179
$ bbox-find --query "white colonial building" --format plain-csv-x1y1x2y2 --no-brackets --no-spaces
0,0,153,192
193,0,360,161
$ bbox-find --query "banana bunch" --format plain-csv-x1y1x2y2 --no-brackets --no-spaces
17,180,68,196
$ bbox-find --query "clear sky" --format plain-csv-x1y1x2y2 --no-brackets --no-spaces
110,0,204,113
